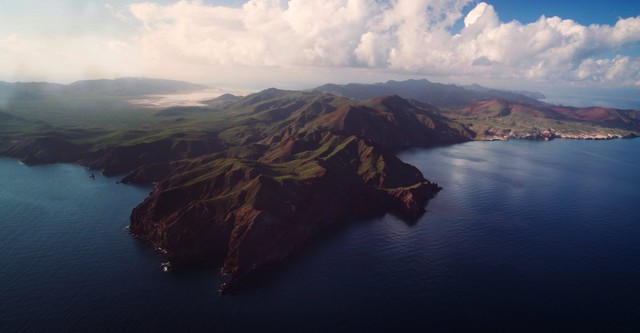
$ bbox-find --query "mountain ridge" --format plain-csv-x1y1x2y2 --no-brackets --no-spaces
314,79,547,108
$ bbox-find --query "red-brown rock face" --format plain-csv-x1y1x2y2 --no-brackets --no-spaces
130,133,441,291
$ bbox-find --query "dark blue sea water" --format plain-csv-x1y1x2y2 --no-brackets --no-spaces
1,139,640,332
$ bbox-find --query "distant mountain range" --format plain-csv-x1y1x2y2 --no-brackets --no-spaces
314,79,546,108
0,78,208,101
313,79,639,140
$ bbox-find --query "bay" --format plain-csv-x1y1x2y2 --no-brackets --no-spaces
1,138,639,332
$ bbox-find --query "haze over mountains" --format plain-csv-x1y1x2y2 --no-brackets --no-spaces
0,78,207,101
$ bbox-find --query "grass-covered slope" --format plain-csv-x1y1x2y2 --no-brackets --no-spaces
126,90,470,291
0,88,471,291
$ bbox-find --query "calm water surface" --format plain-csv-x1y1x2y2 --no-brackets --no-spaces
1,139,639,332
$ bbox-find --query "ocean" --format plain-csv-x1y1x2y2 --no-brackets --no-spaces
1,139,639,332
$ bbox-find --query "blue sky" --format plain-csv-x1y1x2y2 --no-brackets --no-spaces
207,0,640,25
207,0,640,24
486,0,640,25
0,0,639,107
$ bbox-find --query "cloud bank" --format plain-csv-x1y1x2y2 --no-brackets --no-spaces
127,0,640,86
1,0,639,95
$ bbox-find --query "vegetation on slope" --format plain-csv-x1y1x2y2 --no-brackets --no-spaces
0,87,471,291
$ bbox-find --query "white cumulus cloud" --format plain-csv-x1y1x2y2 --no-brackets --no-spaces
124,0,640,87
2,0,639,92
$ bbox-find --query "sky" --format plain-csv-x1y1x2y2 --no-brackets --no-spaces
1,0,639,107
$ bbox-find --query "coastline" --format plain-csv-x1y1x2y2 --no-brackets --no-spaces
2,84,639,291
1,134,639,292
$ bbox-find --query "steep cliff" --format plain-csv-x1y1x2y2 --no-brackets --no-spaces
130,135,440,291
126,91,461,291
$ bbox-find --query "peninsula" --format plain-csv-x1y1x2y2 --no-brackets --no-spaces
1,78,638,291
